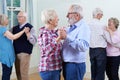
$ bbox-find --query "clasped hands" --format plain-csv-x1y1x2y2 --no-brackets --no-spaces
23,27,31,39
57,28,67,40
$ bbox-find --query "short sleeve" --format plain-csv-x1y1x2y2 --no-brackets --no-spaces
1,27,7,34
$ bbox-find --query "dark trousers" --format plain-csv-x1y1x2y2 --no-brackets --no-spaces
2,63,12,80
106,56,120,80
63,62,86,80
89,48,107,80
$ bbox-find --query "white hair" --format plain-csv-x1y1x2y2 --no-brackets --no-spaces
23,12,27,17
41,9,57,24
93,8,103,17
18,11,28,18
69,4,83,17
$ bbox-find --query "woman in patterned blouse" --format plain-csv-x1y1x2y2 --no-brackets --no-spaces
38,9,66,80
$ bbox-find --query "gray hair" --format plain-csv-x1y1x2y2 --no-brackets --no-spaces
18,11,28,18
41,9,57,24
93,8,103,17
109,17,119,29
69,4,83,17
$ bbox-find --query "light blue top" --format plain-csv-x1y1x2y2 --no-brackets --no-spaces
0,26,15,67
62,19,91,63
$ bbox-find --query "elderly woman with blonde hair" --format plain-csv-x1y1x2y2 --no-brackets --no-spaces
0,14,27,80
38,9,65,80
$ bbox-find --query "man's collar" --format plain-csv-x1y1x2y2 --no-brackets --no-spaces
19,22,27,29
73,18,84,27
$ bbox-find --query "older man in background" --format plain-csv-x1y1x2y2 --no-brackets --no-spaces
88,8,107,80
12,11,37,80
62,4,91,80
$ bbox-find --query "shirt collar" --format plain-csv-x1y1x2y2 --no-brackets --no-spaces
19,22,27,29
74,18,84,27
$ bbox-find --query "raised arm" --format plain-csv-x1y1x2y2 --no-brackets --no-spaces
4,27,26,40
25,27,37,45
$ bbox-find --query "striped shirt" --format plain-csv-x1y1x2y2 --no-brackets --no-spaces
38,27,62,71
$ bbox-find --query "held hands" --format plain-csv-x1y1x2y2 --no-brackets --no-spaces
24,27,30,34
23,27,31,39
56,27,67,43
58,28,67,40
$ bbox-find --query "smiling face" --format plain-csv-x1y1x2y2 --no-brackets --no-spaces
49,15,59,28
97,13,103,20
17,12,27,25
0,14,9,26
66,5,83,25
66,8,79,25
108,19,115,30
67,11,78,25
108,18,119,31
4,16,9,26
41,9,59,29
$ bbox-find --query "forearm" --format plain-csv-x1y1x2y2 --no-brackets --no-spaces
26,28,37,45
13,30,25,40
69,39,89,52
5,30,24,40
27,34,37,45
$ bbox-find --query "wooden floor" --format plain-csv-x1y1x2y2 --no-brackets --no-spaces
13,72,90,80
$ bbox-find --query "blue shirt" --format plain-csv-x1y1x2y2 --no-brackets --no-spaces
0,26,15,67
62,19,91,63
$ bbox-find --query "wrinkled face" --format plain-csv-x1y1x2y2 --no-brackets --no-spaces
97,13,103,20
108,19,115,30
17,12,26,25
67,9,78,25
49,15,59,28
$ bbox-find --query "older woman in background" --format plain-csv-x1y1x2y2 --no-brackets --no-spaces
38,9,65,80
106,17,120,80
0,14,27,80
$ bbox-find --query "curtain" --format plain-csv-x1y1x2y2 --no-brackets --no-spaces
25,0,33,24
0,0,7,14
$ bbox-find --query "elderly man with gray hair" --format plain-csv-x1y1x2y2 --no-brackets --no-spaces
62,4,90,80
88,8,107,80
12,11,37,80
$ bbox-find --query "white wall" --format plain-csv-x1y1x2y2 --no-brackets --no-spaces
38,0,120,25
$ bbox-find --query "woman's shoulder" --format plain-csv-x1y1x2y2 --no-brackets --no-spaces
0,27,7,33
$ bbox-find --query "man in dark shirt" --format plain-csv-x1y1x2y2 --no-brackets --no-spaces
13,11,37,80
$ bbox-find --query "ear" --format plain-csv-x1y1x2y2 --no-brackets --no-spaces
48,19,52,24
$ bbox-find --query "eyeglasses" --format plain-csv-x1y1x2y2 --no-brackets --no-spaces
17,16,24,18
68,12,78,14
67,12,78,17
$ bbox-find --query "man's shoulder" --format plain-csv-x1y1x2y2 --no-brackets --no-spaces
25,23,33,28
13,25,19,29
